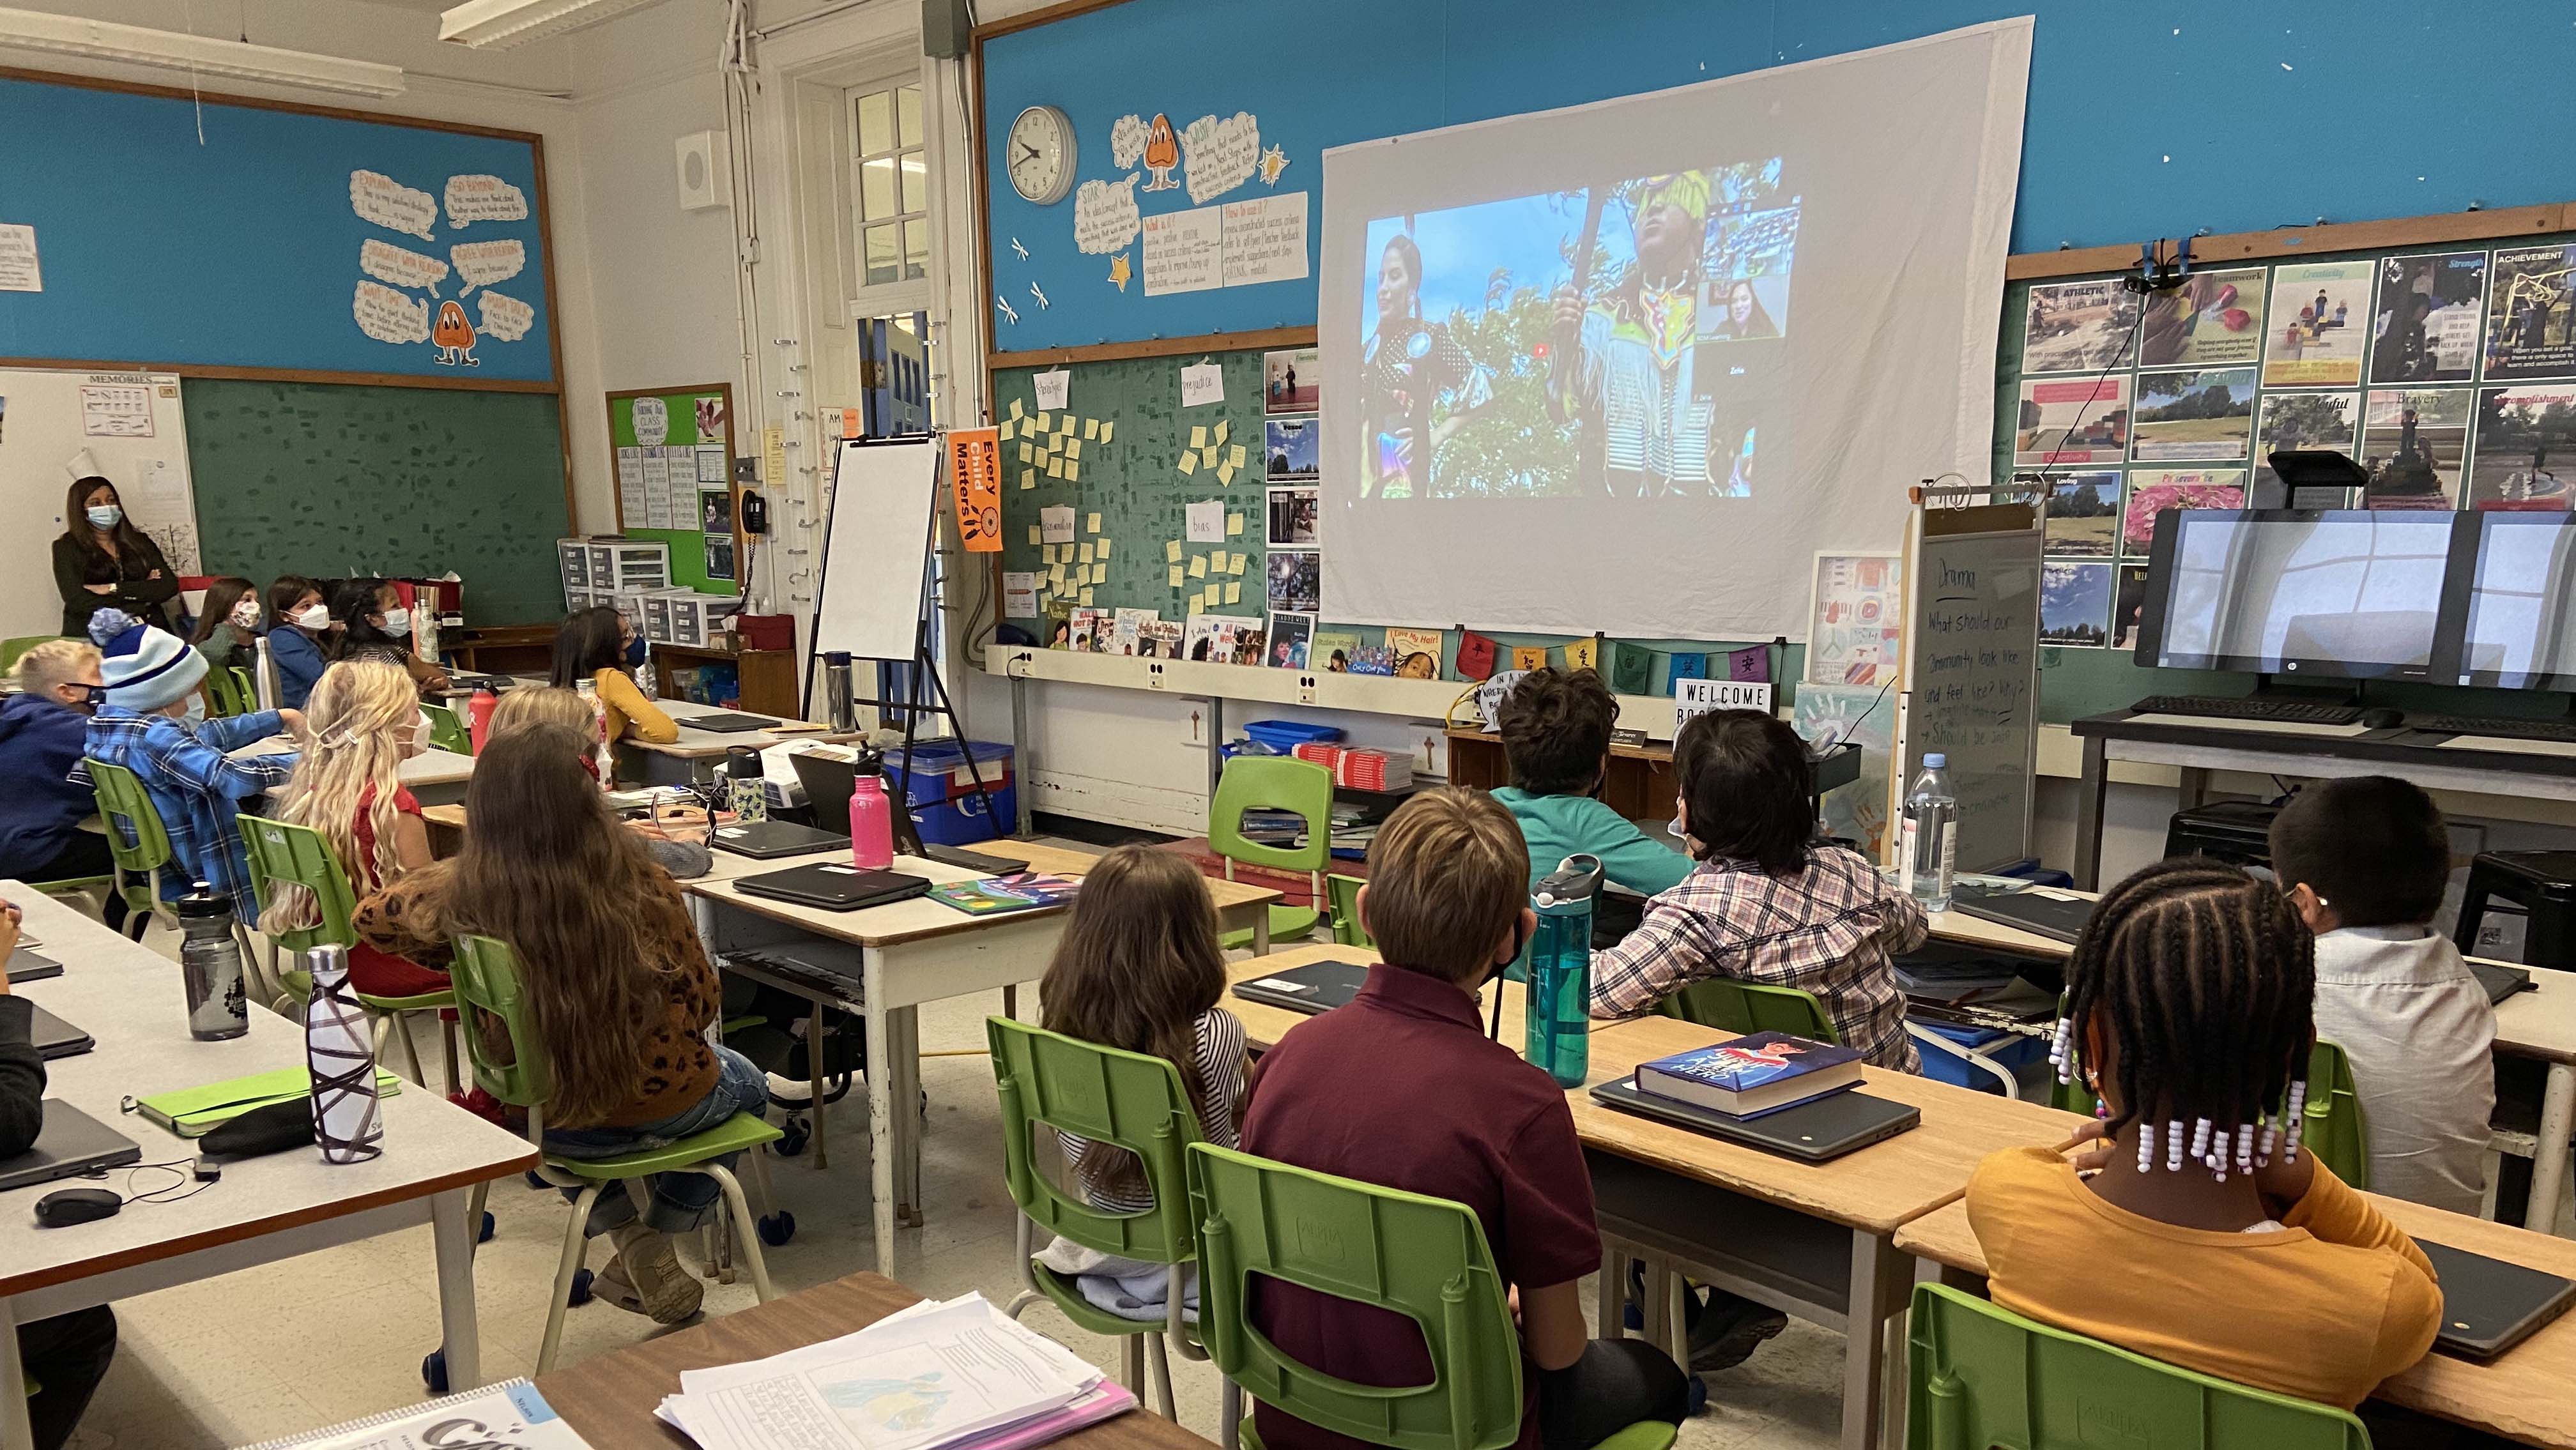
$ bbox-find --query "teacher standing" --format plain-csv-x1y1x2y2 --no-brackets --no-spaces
50,476,177,638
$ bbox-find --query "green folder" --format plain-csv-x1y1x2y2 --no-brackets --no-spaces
134,1065,404,1137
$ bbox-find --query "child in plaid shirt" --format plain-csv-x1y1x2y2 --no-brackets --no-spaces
1588,708,1925,1072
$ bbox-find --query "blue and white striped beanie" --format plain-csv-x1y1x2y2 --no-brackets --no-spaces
91,608,207,713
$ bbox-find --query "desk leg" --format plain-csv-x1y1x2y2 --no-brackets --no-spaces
1009,675,1035,839
1841,1231,1898,1450
808,1000,831,1171
0,1301,31,1450
1001,984,1018,1021
431,1186,484,1393
2529,1063,2576,1235
2073,735,2108,892
1252,908,1271,957
894,1006,924,1230
865,956,898,1274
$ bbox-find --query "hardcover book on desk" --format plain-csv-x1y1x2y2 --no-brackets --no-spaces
1637,1032,1864,1117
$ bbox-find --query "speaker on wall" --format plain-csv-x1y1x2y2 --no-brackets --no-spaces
675,130,729,212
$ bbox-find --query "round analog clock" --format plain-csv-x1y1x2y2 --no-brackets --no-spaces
1006,105,1076,206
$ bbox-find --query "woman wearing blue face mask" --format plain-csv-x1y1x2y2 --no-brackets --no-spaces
51,477,178,637
329,577,452,699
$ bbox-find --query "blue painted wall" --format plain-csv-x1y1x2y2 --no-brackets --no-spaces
0,75,555,383
985,0,2576,354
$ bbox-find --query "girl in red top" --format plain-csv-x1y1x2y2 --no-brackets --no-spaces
260,659,448,996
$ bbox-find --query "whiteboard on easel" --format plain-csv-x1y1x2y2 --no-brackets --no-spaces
0,369,199,639
1896,496,2042,873
812,437,939,662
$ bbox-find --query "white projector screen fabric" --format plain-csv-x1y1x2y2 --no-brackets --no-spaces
1317,19,2030,638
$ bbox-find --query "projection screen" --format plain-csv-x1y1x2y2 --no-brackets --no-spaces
1317,19,2030,638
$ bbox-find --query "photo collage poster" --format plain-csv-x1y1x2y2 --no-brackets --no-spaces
1264,346,1323,663
2018,240,2576,648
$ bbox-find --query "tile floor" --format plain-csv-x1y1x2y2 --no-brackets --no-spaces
61,865,1851,1450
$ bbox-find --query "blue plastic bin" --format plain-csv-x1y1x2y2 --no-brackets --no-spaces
911,782,1017,845
1912,1019,2047,1095
1241,719,1344,754
885,740,1015,808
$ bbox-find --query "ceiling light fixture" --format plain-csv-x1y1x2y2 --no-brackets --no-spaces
437,0,668,49
0,6,404,97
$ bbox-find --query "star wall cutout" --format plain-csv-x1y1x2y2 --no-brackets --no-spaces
1257,145,1290,186
1108,253,1132,291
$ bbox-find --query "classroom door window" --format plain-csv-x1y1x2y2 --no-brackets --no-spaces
855,310,935,438
853,82,930,287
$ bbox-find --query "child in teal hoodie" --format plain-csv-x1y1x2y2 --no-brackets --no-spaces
1489,667,1692,898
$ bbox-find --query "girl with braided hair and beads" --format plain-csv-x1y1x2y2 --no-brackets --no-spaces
1965,857,2441,1412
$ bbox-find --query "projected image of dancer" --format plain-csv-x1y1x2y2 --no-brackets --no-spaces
1360,233,1493,498
1547,171,1715,498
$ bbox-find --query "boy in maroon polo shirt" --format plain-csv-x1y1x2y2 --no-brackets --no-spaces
1239,788,1689,1450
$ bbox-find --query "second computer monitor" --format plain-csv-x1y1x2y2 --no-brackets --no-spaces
2136,510,2453,680
2454,511,2576,691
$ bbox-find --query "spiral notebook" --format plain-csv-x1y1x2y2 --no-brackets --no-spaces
240,1378,591,1449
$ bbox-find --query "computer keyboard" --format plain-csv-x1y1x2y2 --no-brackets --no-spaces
2414,715,2576,744
2129,695,2366,726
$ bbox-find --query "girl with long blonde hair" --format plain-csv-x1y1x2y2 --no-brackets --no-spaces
261,659,447,996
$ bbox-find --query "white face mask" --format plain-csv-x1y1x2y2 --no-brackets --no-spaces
405,708,433,757
378,606,411,636
293,604,330,630
229,599,262,630
180,694,206,726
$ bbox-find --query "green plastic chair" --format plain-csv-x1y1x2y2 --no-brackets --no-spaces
1652,978,1839,1042
1211,756,1334,951
2048,1039,2368,1189
201,666,243,719
1188,1141,1678,1450
449,933,781,1374
240,816,459,1092
988,1018,1206,1416
82,757,179,940
231,666,257,714
0,636,63,676
1324,874,1374,948
1906,1281,2370,1449
422,701,472,755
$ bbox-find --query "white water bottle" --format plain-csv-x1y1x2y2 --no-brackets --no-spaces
1900,753,1958,913
303,944,384,1164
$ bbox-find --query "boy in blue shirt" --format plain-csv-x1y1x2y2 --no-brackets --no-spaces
1491,667,1691,897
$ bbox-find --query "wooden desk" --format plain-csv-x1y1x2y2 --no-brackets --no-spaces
536,1271,1216,1450
440,624,556,678
229,735,477,806
1225,944,1581,1058
618,698,831,786
653,639,799,720
1893,1190,2576,1449
0,887,539,1450
685,844,1282,1274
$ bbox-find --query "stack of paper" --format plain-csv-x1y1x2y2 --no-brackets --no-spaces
657,1294,1135,1450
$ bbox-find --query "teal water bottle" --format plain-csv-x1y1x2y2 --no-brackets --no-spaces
1524,853,1604,1088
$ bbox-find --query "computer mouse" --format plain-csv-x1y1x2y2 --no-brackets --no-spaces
2361,707,2407,730
34,1186,122,1227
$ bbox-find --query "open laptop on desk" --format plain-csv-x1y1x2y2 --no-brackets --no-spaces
786,751,1021,875
0,1100,141,1192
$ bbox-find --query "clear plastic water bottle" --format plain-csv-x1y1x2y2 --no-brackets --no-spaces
175,881,249,1041
1524,854,1603,1089
1901,753,1959,913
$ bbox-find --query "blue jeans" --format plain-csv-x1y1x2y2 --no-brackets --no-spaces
545,1044,769,1235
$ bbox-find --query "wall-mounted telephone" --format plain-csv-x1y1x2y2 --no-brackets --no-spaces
740,490,769,535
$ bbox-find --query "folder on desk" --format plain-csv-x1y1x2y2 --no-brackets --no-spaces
134,1064,402,1138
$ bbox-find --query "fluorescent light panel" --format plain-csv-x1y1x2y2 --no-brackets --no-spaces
0,6,404,96
438,0,664,49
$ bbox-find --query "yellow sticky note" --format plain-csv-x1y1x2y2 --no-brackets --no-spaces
1227,513,1244,537
1167,540,1183,563
1020,468,1036,490
1191,425,1208,448
1066,438,1083,460
1230,552,1246,574
1197,586,1216,609
1079,587,1094,606
1214,420,1230,445
1047,456,1064,478
1042,545,1057,565
1169,565,1186,587
1094,538,1110,561
1100,421,1115,444
1009,399,1025,418
1016,441,1031,464
1216,462,1236,487
1065,462,1080,483
1084,418,1099,440
1059,414,1076,434
1188,597,1206,617
1094,563,1110,584
1225,582,1243,605
1077,543,1093,564
1035,411,1052,431
999,419,1015,441
1027,524,1043,546
1049,565,1066,588
1201,446,1218,468
1229,444,1246,469
1190,555,1208,577
1179,452,1197,476
1085,512,1101,533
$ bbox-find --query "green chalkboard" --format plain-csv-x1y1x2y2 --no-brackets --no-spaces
185,379,570,626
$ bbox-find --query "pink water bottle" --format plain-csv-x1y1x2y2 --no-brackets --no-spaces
848,775,896,869
466,687,498,754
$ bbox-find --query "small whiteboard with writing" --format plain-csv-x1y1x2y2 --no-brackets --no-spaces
1899,503,2041,873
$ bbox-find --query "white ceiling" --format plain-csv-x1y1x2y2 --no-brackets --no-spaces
349,0,457,13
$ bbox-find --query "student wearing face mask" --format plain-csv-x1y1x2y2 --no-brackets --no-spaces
268,577,332,711
80,611,303,918
330,578,452,698
51,477,179,637
0,641,129,934
188,577,263,675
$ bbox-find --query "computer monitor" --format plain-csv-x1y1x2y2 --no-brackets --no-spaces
2135,510,2453,680
2451,512,2576,691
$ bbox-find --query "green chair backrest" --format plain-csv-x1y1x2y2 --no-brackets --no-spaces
202,666,245,719
448,934,550,1110
82,758,172,874
1210,756,1333,876
422,701,471,755
2046,1039,2368,1190
1188,1141,1522,1450
239,816,360,955
231,667,258,715
1652,977,1838,1044
1326,873,1374,948
986,1018,1202,1266
1907,1282,2370,1450
0,636,63,676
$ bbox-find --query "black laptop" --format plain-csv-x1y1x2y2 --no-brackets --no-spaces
27,1004,92,1060
710,820,850,860
0,1099,141,1191
6,949,63,986
2471,959,2536,1007
2415,1239,2576,1361
733,862,931,912
1950,889,2096,945
1589,1074,1920,1163
1233,960,1374,1016
678,711,779,734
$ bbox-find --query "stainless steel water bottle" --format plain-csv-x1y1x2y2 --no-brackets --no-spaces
825,652,858,733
